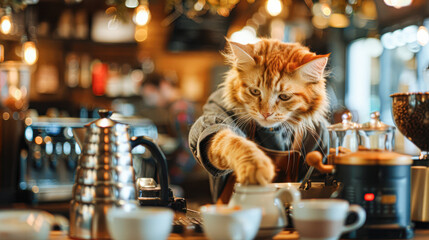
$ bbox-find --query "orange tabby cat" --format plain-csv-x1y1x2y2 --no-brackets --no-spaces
189,39,329,196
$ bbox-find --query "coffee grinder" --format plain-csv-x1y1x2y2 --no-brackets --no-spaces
391,92,429,228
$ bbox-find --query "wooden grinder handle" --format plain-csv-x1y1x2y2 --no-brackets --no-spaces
305,151,334,174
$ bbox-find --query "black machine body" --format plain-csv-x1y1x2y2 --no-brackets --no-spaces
337,164,413,239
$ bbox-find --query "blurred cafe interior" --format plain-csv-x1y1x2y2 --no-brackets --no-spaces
1,0,429,238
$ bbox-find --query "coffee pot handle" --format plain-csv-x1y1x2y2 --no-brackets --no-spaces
342,204,366,233
130,136,169,205
275,183,301,203
275,183,301,226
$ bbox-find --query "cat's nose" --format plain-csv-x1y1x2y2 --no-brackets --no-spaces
261,112,273,119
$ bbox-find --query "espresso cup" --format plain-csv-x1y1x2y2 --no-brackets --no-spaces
292,199,366,240
200,204,262,240
107,206,174,240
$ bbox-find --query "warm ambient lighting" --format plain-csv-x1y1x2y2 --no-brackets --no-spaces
125,0,139,8
383,0,412,9
321,3,332,17
22,41,38,65
381,24,427,50
0,15,12,34
312,16,329,29
0,44,4,62
133,4,151,26
417,26,429,46
134,26,148,42
266,0,282,17
230,26,259,44
194,0,205,11
329,13,350,28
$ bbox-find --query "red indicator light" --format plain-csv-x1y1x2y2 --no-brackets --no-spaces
364,193,375,201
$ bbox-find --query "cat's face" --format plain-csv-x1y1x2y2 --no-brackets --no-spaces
222,39,329,128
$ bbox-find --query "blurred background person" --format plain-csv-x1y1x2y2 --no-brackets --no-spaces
138,72,200,190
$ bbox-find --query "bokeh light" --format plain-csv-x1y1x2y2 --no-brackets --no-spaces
417,26,429,46
133,5,151,26
0,15,12,34
266,0,282,17
22,41,38,65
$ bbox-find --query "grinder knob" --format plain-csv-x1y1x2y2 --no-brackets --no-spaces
306,151,334,174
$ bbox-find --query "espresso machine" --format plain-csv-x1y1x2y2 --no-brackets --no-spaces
0,61,31,205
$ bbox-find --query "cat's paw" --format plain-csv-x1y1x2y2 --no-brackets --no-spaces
234,149,275,185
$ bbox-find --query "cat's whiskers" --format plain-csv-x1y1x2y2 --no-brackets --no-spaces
235,115,253,130
218,108,247,122
304,126,330,160
279,122,311,174
280,121,311,158
218,109,253,131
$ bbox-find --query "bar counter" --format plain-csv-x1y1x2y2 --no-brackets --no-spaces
49,229,429,240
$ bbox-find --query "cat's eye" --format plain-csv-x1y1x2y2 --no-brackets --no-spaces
249,88,261,96
279,94,292,101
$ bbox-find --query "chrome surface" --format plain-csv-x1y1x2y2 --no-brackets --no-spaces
72,183,137,202
327,111,361,153
327,111,360,131
411,166,429,222
17,116,157,203
75,166,135,185
136,177,157,189
359,111,395,151
70,110,139,240
360,111,393,131
78,154,133,168
298,166,314,190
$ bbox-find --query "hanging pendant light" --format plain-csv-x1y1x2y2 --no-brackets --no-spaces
384,0,413,9
266,0,283,17
0,15,12,34
133,1,151,26
22,40,38,65
0,7,13,35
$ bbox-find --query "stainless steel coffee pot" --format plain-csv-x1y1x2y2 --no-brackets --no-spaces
69,110,169,239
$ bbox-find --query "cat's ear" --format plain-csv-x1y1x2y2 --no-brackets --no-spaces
296,55,329,83
227,40,255,68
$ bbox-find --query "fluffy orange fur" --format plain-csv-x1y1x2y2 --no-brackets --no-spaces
208,39,329,185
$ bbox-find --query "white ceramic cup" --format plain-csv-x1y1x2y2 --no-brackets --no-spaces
292,199,366,240
0,210,56,240
107,206,174,240
228,183,301,239
200,204,262,240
